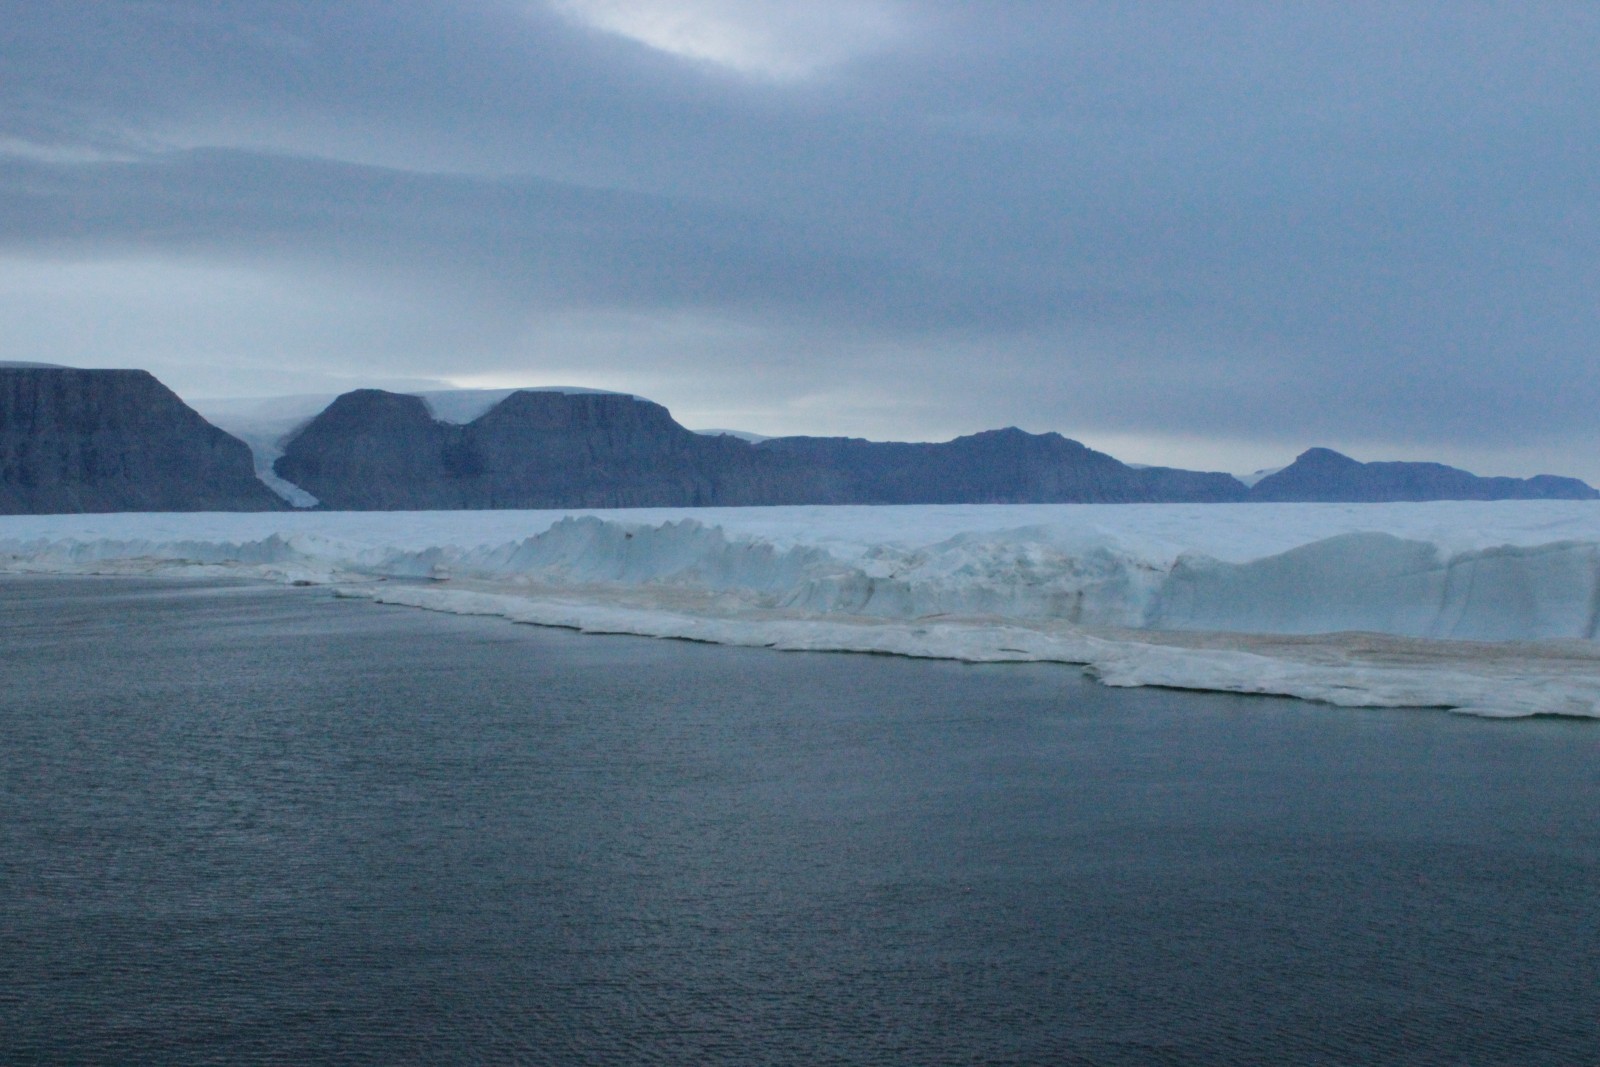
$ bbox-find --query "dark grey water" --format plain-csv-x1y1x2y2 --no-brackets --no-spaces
2,577,1597,1066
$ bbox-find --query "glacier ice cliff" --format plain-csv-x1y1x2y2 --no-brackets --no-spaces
4,503,1600,717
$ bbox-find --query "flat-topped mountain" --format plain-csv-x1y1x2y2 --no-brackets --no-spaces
275,389,1248,509
1251,447,1599,502
274,390,821,509
0,367,287,513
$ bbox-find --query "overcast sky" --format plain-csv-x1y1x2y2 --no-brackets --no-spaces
3,2,1598,478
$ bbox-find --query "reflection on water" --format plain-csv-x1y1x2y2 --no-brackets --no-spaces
2,577,1596,1065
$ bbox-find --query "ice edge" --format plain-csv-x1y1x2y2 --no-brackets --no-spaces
5,508,1600,719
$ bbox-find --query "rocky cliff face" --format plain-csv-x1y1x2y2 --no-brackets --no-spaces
0,367,287,514
270,391,467,510
276,389,837,509
1250,447,1599,502
276,389,1247,509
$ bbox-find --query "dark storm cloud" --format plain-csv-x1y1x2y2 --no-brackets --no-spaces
2,1,1598,475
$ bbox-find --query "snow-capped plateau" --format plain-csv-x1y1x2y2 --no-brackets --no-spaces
5,502,1599,718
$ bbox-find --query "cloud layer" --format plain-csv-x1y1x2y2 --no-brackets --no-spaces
3,1,1598,477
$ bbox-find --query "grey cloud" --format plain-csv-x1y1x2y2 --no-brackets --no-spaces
0,147,1126,337
2,1,1598,478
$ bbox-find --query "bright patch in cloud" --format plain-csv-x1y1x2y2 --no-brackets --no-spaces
548,0,904,79
0,136,140,165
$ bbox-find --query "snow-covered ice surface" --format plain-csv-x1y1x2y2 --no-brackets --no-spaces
5,503,1600,718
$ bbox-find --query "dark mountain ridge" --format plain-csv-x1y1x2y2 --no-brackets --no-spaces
1252,447,1598,502
755,429,1246,504
5,370,1593,514
275,389,1251,509
275,389,834,509
0,366,287,514
274,389,1598,511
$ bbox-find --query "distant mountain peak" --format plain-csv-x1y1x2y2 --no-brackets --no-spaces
1252,447,1597,502
1294,446,1360,465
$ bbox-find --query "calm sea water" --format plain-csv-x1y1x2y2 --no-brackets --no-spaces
2,576,1597,1066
